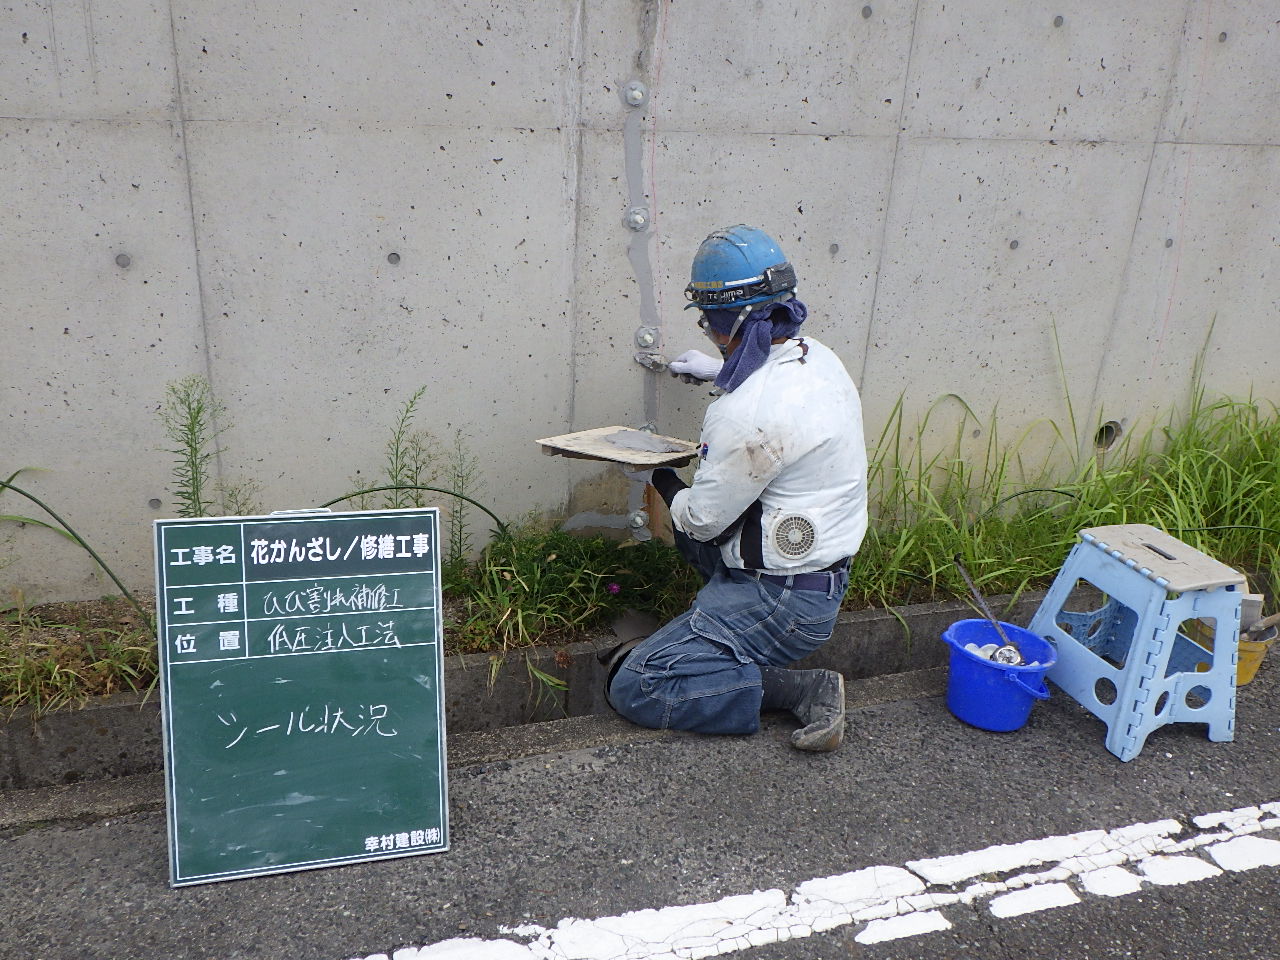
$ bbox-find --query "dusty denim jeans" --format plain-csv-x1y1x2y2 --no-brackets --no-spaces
607,532,848,735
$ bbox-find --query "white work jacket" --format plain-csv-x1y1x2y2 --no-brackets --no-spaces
668,336,868,574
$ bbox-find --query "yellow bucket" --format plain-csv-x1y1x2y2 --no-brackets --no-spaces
1184,619,1274,686
1237,634,1275,686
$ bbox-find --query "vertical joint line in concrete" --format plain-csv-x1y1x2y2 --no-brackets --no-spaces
859,0,924,389
166,0,225,488
44,0,63,97
1084,0,1198,448
81,0,99,91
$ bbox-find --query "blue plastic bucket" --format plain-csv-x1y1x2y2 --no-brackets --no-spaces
942,619,1058,732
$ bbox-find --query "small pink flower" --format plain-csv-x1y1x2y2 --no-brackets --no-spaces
606,582,621,595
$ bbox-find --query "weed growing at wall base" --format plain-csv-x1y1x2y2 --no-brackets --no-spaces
0,595,156,716
159,375,260,518
160,375,222,519
342,388,487,569
2,385,1278,714
849,387,1280,611
447,527,699,654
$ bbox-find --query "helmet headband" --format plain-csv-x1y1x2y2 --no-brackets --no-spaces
684,261,796,309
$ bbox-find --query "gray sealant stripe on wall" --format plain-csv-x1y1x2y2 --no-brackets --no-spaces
622,79,659,429
622,79,658,541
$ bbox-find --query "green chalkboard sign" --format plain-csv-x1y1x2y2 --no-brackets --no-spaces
154,508,448,886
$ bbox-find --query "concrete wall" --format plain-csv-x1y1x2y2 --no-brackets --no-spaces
3,0,1278,600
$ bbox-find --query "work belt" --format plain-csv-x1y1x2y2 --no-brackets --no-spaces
748,557,850,592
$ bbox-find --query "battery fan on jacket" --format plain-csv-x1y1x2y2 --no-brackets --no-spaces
773,514,817,560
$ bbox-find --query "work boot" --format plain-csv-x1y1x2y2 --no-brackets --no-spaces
760,667,846,752
791,669,845,752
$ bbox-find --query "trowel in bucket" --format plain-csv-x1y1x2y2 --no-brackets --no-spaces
1243,611,1280,641
953,555,1024,665
1236,593,1280,643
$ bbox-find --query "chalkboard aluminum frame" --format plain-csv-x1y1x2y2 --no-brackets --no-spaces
154,508,449,886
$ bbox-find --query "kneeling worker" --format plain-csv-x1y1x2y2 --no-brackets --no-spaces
605,224,868,751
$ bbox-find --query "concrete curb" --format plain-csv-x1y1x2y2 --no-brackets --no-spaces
0,592,1043,792
0,666,950,832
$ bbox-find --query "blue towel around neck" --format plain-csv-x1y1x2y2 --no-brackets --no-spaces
705,297,808,393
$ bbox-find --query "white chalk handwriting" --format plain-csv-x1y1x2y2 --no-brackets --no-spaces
261,582,404,617
265,619,401,654
218,703,398,749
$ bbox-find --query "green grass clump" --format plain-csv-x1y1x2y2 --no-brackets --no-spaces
446,528,699,655
0,596,156,717
3,381,1278,716
849,389,1280,611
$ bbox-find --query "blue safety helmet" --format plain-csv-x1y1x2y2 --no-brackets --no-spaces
684,224,797,311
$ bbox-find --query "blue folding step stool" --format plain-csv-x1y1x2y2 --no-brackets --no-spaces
1028,523,1245,762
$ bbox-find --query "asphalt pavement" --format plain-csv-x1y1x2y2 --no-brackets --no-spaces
2,663,1279,960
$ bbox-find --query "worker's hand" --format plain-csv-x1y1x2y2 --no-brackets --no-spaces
668,350,723,384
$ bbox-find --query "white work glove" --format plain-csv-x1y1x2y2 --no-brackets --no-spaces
668,349,723,384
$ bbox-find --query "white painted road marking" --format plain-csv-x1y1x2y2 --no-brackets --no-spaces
1077,865,1143,897
855,910,950,945
345,800,1280,960
1209,835,1280,871
987,882,1080,918
1137,854,1223,885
